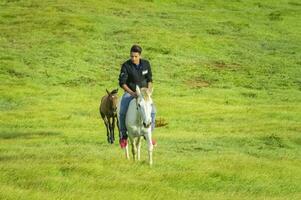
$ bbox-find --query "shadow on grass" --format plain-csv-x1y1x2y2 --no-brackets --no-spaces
0,131,61,139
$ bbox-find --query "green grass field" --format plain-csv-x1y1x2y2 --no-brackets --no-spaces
1,0,301,199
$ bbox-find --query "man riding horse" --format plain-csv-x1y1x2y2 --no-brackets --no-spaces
118,44,156,147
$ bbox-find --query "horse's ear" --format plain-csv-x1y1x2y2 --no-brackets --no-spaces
148,85,153,96
106,89,110,96
136,85,141,96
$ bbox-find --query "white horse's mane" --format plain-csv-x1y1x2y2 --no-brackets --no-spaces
140,87,152,102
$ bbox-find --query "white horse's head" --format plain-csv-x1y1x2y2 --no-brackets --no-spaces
136,85,153,129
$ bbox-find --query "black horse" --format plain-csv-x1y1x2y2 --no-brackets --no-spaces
99,89,119,144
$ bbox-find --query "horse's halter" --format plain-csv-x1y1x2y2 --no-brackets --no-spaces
136,93,152,129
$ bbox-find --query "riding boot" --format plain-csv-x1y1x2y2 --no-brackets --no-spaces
119,132,128,148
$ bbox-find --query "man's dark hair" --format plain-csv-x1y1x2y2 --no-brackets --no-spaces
130,44,142,54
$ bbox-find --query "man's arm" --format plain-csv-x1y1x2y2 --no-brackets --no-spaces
147,82,152,89
146,61,153,91
122,84,137,98
146,61,153,84
119,64,138,98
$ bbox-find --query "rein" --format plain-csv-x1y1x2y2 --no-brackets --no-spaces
135,98,143,125
135,98,139,110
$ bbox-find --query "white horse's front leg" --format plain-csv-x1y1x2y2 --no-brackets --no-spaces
130,137,137,161
145,132,153,166
125,144,129,160
124,136,131,160
136,136,141,161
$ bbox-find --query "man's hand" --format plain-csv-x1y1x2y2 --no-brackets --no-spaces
130,91,138,98
122,84,138,98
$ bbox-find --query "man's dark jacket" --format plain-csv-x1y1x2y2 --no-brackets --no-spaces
118,59,152,92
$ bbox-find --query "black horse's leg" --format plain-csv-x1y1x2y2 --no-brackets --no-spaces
108,117,113,144
116,115,120,136
102,114,110,143
112,116,115,143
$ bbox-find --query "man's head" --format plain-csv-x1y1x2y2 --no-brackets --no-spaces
130,44,142,65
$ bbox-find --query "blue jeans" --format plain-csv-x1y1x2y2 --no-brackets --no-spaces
119,92,156,138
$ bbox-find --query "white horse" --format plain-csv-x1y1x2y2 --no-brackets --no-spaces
119,86,154,165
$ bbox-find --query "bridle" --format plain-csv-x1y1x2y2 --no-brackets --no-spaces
135,95,151,128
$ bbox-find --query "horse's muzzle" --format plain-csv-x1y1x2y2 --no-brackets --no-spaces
143,122,151,128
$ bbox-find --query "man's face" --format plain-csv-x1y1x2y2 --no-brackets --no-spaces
130,52,141,65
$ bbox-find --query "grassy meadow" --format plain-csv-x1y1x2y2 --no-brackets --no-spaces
1,0,301,199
